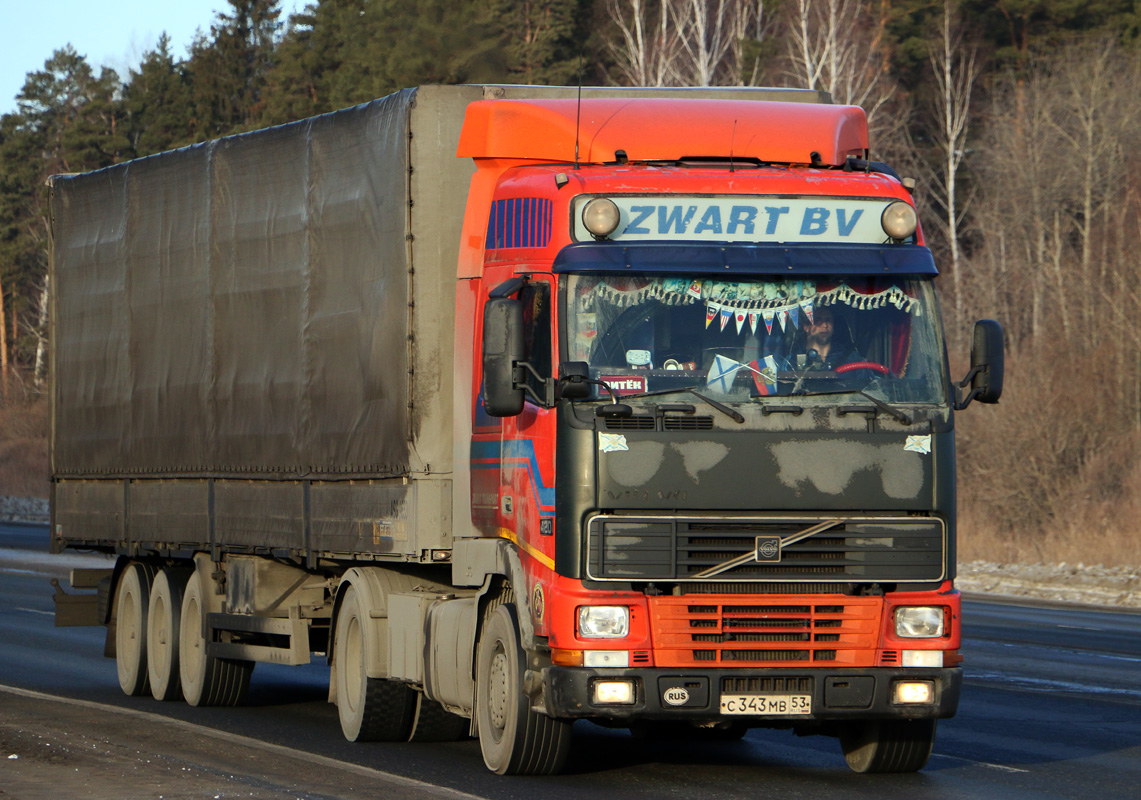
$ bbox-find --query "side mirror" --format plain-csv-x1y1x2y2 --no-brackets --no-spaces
558,361,592,400
482,298,525,417
957,319,1004,409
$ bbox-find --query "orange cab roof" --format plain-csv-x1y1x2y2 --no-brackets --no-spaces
456,98,868,166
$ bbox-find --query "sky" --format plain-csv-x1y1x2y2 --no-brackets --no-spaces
1,0,302,117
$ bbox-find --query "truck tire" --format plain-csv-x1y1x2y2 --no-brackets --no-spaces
475,603,571,775
840,718,937,773
179,568,253,707
115,562,158,696
147,567,191,701
334,584,416,742
408,692,469,742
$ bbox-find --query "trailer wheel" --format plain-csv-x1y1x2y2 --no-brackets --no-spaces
147,567,191,701
475,603,571,775
179,568,253,707
115,562,157,696
408,692,469,742
334,584,415,742
840,718,937,773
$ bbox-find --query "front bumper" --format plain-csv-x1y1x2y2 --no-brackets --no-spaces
545,666,960,724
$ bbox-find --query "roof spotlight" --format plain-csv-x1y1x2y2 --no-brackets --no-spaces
583,198,621,239
881,201,918,241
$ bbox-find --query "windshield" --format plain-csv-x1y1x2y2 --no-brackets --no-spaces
564,274,947,405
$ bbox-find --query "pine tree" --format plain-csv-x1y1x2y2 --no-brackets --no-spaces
124,34,195,156
187,0,282,138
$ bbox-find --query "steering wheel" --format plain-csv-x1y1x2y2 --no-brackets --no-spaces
836,361,890,375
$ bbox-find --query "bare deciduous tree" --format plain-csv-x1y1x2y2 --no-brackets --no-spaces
604,0,769,87
784,0,896,128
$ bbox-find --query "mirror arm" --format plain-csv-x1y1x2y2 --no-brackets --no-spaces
515,360,557,407
957,364,983,388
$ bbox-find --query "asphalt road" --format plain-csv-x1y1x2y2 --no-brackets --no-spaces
2,522,1139,799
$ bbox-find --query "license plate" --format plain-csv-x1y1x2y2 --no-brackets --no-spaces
720,694,812,715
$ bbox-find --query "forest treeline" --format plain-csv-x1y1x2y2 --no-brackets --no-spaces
2,0,1141,563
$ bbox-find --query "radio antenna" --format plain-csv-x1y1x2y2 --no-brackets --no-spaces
730,119,738,173
574,53,583,170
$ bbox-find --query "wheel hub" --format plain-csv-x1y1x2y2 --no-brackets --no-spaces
488,649,509,729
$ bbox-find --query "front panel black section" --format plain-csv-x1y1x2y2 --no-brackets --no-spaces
586,515,946,583
545,666,962,722
596,430,941,512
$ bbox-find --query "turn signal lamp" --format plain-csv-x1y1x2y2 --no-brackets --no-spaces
582,198,621,239
881,201,918,240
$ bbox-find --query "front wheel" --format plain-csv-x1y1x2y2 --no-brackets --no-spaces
839,718,937,773
475,603,571,775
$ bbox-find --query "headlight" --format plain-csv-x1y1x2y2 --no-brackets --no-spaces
895,606,945,638
578,606,630,638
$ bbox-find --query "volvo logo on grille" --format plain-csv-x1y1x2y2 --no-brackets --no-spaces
663,687,690,706
755,535,782,563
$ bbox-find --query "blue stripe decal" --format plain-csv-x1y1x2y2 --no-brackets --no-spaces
471,439,556,513
485,198,553,250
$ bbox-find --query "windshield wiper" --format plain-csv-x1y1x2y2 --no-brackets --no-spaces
785,386,912,425
622,385,744,424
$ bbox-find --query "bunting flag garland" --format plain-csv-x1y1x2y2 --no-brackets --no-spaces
777,309,788,331
748,310,760,335
719,306,732,331
789,306,799,330
762,309,775,334
588,277,920,317
734,309,747,334
705,306,717,328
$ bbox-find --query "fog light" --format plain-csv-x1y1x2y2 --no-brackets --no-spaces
902,649,944,668
593,679,636,705
894,680,934,704
584,650,629,668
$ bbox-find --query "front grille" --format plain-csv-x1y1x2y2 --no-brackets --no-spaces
649,596,881,668
586,515,945,583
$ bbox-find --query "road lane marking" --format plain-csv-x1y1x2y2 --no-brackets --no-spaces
0,684,490,800
932,753,1030,773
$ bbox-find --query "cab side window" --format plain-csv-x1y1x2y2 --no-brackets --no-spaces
520,282,551,403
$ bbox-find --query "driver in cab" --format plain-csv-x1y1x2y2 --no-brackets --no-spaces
798,306,863,371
